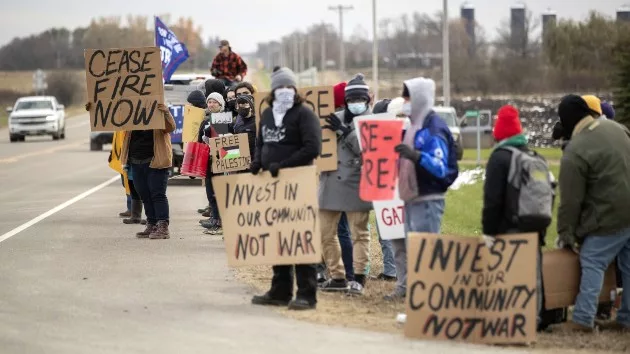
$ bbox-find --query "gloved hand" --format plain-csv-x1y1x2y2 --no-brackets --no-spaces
324,113,351,137
250,162,261,175
269,163,281,178
556,237,579,254
395,144,421,162
482,235,496,248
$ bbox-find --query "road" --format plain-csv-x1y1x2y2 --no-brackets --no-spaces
0,114,529,354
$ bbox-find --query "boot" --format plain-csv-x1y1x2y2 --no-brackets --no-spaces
136,224,156,238
149,220,170,240
123,200,145,224
119,210,131,217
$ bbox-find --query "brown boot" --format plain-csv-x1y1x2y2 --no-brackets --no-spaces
559,321,597,333
149,221,170,239
136,224,156,239
123,200,145,224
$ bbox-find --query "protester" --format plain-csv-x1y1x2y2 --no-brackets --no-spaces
582,95,603,119
225,85,238,118
481,105,555,331
186,90,212,216
556,94,630,332
117,103,176,239
122,161,147,225
211,39,248,87
249,67,322,310
388,77,459,301
204,79,226,99
235,82,256,97
318,74,373,295
232,94,256,160
199,92,225,235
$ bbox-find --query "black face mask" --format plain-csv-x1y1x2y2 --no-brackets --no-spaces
238,107,251,117
226,99,236,112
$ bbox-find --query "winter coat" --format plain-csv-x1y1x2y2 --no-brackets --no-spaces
233,114,256,158
253,103,321,170
319,109,373,212
558,117,630,245
121,109,176,169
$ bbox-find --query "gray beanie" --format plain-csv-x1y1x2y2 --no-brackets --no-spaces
271,67,297,91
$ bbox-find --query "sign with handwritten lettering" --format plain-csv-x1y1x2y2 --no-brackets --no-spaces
253,86,337,172
212,165,321,267
353,117,403,201
405,233,537,345
373,200,405,240
182,104,205,143
209,133,251,173
85,46,165,131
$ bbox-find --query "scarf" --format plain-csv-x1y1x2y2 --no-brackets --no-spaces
494,134,528,150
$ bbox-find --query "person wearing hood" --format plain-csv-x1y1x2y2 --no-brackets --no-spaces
232,94,257,160
318,74,373,295
551,95,614,150
204,79,226,98
556,94,630,333
388,78,459,301
225,85,238,118
249,67,322,311
198,92,225,235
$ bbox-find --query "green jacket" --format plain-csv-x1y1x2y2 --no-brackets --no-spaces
558,117,630,245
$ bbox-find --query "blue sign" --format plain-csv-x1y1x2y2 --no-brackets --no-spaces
155,17,189,82
170,105,184,143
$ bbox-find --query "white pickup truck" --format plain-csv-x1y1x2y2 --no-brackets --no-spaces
7,96,66,143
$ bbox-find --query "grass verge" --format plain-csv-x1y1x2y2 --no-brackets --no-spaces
463,148,563,162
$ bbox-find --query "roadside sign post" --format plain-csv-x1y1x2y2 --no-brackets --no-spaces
476,111,481,166
32,69,47,95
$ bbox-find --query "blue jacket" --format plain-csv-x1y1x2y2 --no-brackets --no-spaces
410,111,459,196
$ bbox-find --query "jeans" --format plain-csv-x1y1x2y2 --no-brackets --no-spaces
392,199,445,295
205,176,220,220
573,228,630,328
131,163,170,225
338,212,354,280
379,236,396,277
269,264,317,304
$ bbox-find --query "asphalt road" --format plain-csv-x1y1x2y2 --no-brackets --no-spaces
0,113,528,354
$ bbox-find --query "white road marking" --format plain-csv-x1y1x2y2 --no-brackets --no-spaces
0,175,119,244
67,120,89,128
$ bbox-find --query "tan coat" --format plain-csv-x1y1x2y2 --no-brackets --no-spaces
121,108,176,169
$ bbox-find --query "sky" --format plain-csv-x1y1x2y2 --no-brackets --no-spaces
1,0,629,53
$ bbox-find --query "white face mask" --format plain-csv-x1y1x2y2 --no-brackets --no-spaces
402,102,412,117
274,88,295,104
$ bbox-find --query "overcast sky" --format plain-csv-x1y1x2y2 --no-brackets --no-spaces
2,0,628,52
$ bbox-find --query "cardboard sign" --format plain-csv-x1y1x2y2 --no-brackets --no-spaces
182,104,205,143
209,133,252,173
210,112,233,135
253,86,337,172
542,249,618,309
405,233,538,345
212,165,321,267
373,200,405,240
170,105,184,143
354,117,403,201
85,47,165,131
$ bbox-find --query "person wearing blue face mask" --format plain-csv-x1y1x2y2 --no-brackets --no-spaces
318,73,373,296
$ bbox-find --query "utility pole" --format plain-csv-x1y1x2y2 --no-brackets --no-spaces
372,0,378,102
320,22,327,71
329,4,354,75
442,0,451,107
293,34,299,72
308,33,314,69
299,33,306,72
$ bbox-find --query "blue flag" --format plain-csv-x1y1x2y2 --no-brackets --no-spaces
169,104,184,144
155,17,189,82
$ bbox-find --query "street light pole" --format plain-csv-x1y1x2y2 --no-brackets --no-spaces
372,0,378,102
329,4,354,76
442,0,451,107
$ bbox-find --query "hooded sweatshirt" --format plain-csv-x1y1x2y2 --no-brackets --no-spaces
232,94,257,159
398,78,458,202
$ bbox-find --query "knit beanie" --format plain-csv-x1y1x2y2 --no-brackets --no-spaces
581,95,602,116
601,102,615,119
558,94,592,139
333,82,347,109
345,73,370,103
270,67,297,91
493,105,522,141
187,90,207,110
204,79,226,97
236,94,255,116
206,92,225,110
373,99,391,114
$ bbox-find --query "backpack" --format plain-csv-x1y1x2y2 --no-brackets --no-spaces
500,146,553,232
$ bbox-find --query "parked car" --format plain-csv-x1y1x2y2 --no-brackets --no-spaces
7,96,65,142
459,110,494,149
433,106,464,161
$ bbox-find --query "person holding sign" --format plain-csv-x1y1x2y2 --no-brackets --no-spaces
388,78,459,301
119,103,176,240
232,94,257,161
318,74,374,295
249,67,322,311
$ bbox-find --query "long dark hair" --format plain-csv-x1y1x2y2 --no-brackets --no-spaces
264,86,305,106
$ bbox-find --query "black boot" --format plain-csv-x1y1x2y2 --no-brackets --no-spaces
123,200,145,224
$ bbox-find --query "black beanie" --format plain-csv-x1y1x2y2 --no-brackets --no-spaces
187,90,207,109
204,79,226,97
345,73,370,103
236,94,255,116
558,94,592,139
551,120,564,141
373,99,391,114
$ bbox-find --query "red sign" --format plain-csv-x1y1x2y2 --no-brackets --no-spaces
358,119,403,201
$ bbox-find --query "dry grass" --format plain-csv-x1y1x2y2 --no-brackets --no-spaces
234,213,630,353
0,70,85,94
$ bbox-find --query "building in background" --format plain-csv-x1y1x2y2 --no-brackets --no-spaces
510,3,526,56
542,9,557,39
618,5,630,22
460,2,476,58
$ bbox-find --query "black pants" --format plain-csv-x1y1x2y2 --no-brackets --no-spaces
268,264,317,304
132,163,170,225
128,179,140,201
205,176,220,220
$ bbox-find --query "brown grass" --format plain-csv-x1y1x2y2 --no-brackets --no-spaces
0,70,85,94
234,212,630,353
